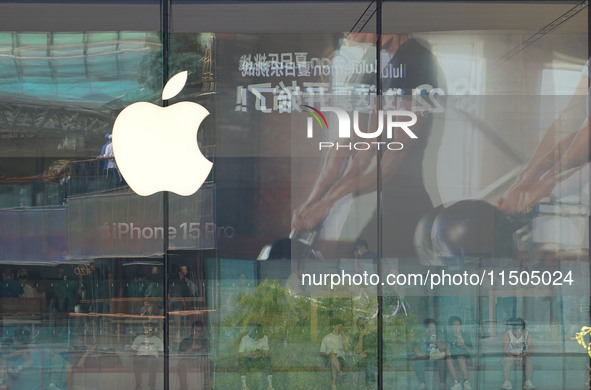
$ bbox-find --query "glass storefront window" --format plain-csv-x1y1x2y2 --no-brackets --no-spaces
0,1,589,389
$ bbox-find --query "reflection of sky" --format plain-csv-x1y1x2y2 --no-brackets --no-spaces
0,32,161,105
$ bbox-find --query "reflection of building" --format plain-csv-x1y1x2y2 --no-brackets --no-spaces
0,2,589,390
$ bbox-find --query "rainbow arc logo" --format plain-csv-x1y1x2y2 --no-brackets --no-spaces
302,105,328,129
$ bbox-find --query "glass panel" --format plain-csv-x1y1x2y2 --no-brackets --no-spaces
382,2,589,390
0,3,163,389
171,1,381,389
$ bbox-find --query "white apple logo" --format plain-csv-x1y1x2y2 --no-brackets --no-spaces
112,71,212,196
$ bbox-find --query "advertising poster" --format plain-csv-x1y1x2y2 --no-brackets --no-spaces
210,24,590,388
214,30,589,294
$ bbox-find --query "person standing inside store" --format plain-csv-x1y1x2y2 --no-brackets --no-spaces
144,265,163,299
320,318,349,390
130,322,163,390
98,133,111,175
500,317,535,390
238,324,274,390
100,134,121,188
177,320,210,390
170,265,199,310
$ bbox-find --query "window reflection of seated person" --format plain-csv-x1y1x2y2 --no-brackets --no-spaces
177,320,210,390
238,324,274,390
320,319,348,390
131,322,163,390
501,317,535,390
412,319,447,390
445,316,473,390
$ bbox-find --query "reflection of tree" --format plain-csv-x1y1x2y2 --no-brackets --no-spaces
214,280,421,390
139,33,206,93
224,279,311,344
221,279,419,363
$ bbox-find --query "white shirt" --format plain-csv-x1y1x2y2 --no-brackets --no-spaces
320,332,345,358
131,335,164,357
102,143,117,170
239,335,269,354
506,330,529,356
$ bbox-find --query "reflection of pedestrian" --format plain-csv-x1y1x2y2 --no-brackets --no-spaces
320,319,348,390
412,319,446,390
445,316,472,390
501,318,535,390
131,322,163,390
178,320,210,390
100,134,120,187
238,324,274,390
99,133,111,173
